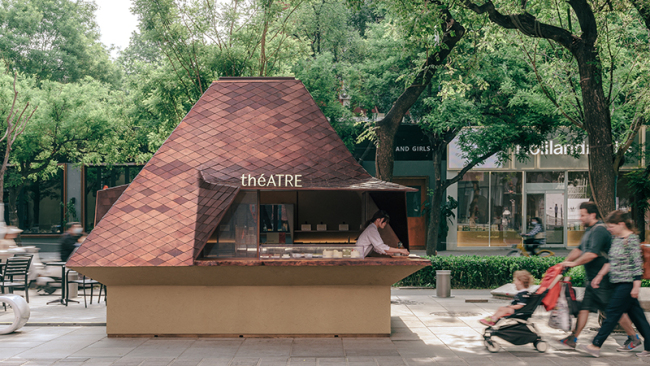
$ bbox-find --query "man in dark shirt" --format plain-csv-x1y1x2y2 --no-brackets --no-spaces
60,223,83,263
558,202,640,350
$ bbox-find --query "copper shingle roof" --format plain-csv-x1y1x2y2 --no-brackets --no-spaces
68,78,413,268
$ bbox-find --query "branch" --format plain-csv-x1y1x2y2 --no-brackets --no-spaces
443,147,502,189
567,0,598,45
520,41,584,129
613,115,644,170
464,0,576,50
377,7,465,130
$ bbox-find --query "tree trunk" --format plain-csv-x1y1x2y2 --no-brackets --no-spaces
425,140,446,256
574,46,616,217
375,123,398,181
426,180,445,256
8,186,19,226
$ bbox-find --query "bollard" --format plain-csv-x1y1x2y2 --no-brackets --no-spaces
436,270,452,298
68,271,79,298
0,294,30,334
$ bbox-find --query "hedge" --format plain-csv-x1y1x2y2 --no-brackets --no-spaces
395,255,596,289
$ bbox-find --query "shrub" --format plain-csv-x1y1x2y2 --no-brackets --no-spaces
396,255,565,289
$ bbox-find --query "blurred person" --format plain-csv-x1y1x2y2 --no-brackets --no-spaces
558,202,640,351
577,211,650,357
60,222,83,263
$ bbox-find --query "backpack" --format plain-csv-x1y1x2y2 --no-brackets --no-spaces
641,242,650,280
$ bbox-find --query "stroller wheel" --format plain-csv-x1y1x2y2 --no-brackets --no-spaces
534,340,548,353
484,339,500,353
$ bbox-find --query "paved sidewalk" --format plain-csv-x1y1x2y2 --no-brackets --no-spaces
1,288,649,365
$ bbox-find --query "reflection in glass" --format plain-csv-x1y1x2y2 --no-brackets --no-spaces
260,204,294,244
490,173,522,246
456,172,490,246
203,191,258,258
525,171,565,184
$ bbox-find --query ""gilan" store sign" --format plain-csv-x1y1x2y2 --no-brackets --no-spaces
241,174,303,187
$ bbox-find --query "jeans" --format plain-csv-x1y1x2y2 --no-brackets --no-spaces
592,282,650,350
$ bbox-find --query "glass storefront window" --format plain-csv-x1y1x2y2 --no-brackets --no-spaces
456,172,490,246
3,168,64,234
490,173,523,246
84,165,143,232
203,191,258,258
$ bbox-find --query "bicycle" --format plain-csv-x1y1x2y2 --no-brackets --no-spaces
506,238,555,257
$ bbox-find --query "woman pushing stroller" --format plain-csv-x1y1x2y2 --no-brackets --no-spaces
576,210,650,358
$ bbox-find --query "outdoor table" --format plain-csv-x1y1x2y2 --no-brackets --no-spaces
45,262,78,306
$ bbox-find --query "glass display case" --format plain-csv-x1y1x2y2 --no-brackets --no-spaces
259,244,364,259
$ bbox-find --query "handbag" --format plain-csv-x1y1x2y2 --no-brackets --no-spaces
548,283,571,332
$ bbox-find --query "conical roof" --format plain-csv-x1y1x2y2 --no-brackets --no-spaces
68,77,411,268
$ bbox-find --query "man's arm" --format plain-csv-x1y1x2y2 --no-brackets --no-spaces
562,248,583,263
563,252,598,268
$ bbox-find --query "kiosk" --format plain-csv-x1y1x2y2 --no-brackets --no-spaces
68,77,429,337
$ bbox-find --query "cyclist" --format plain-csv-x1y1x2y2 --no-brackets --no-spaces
521,217,545,256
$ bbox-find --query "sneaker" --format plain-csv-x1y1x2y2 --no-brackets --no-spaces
618,335,642,352
479,318,496,326
637,350,650,357
558,335,577,349
577,344,600,357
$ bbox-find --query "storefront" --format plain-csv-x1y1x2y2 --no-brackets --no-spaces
356,124,439,249
446,130,649,249
68,77,429,336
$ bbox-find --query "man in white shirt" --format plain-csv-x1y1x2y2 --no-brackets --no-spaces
356,210,410,258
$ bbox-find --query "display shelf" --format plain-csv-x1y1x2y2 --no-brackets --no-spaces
294,230,361,233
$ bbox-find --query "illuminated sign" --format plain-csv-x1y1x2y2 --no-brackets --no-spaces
241,174,303,187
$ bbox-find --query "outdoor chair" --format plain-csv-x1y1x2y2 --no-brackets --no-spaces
66,270,105,308
1,255,33,303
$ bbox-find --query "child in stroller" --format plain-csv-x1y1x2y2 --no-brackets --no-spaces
482,267,565,353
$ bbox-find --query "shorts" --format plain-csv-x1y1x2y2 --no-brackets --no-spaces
581,282,612,313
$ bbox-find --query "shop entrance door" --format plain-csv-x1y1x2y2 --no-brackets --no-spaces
526,192,565,245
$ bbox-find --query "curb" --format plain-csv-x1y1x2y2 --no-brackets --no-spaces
0,322,106,327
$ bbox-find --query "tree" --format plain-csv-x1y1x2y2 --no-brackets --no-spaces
0,0,120,85
6,78,125,227
463,0,650,217
0,70,37,224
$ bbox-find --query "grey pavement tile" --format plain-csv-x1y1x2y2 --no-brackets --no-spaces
258,357,289,366
374,357,407,366
109,359,146,366
196,358,231,366
236,339,292,358
121,340,194,359
80,358,120,366
138,358,175,366
315,358,346,366
229,358,261,366
346,357,376,365
288,358,316,365
18,360,60,366
0,342,44,349
291,339,344,358
178,339,243,359
0,349,34,359
343,340,399,357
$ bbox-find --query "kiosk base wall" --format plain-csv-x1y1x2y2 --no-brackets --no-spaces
106,285,390,336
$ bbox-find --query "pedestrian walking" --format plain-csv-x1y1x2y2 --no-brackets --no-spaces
576,210,650,357
558,202,641,351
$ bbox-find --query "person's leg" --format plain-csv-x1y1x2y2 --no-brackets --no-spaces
619,314,638,337
592,284,631,348
625,297,650,351
573,310,591,338
492,306,515,320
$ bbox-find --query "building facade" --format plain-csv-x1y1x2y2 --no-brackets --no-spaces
445,127,649,249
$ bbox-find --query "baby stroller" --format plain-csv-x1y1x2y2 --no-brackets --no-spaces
483,268,565,353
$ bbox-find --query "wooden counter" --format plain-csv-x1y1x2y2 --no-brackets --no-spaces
195,257,431,267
